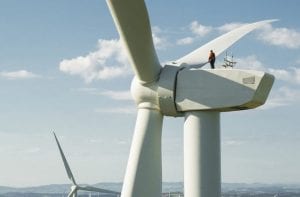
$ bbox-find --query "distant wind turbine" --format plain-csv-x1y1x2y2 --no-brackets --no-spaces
53,132,120,197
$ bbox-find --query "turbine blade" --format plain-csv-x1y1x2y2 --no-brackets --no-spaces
78,185,120,194
106,0,162,83
121,108,163,197
68,187,77,197
176,19,278,67
53,132,77,185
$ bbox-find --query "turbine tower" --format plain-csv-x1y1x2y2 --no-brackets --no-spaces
53,132,120,197
106,0,275,196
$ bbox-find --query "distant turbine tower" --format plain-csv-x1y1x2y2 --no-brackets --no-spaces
106,0,275,196
53,132,120,197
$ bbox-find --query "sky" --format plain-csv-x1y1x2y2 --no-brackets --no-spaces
0,0,300,187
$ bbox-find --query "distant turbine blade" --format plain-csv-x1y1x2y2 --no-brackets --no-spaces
68,187,77,197
121,108,163,197
53,132,77,185
78,185,120,195
106,0,162,83
176,19,278,67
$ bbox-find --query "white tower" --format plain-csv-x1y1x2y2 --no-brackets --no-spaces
106,0,275,196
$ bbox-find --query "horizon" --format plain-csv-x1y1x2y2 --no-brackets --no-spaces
2,181,300,189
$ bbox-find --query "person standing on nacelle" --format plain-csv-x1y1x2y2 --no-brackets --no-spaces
208,50,216,69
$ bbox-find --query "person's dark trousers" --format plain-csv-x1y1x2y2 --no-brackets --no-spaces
210,60,215,69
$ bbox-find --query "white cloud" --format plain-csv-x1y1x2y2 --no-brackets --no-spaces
76,88,133,101
99,90,132,101
294,67,300,83
218,22,245,33
152,33,168,49
235,55,300,85
152,26,168,49
0,70,39,80
262,86,300,109
217,22,300,49
235,55,266,71
174,21,212,46
176,37,194,45
95,106,136,114
257,24,300,49
59,32,168,83
189,21,212,37
262,97,289,110
268,67,300,85
59,39,131,83
268,68,292,82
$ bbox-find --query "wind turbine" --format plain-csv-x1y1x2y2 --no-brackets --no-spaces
106,0,275,196
53,132,120,197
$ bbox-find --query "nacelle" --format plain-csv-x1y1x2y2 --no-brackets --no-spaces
175,68,274,112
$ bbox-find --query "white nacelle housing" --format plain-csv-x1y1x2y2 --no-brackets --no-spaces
176,68,274,112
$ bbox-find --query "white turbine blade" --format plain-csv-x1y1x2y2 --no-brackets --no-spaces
106,0,162,83
53,132,77,185
121,108,163,197
68,187,77,197
176,19,278,67
78,185,120,195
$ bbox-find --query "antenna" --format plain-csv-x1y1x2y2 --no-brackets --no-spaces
223,51,237,68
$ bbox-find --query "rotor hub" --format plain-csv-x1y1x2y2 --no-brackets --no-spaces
131,76,160,110
131,65,183,117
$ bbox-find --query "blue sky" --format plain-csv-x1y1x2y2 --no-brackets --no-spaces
0,0,300,187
